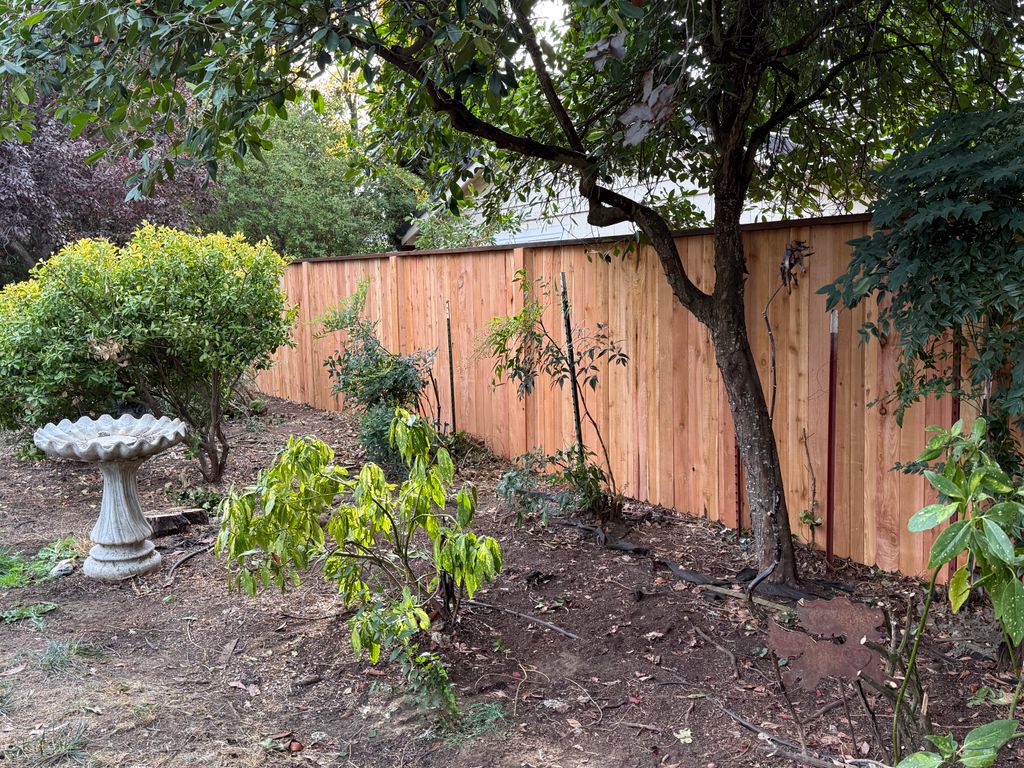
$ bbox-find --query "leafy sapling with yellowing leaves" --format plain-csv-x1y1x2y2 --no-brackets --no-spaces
216,409,502,715
893,417,1024,766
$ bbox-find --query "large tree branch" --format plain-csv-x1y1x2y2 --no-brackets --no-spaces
580,179,712,319
350,34,711,318
509,0,584,153
348,35,590,171
743,41,905,181
771,0,874,59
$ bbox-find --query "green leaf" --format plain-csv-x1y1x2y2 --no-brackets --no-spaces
928,520,971,568
981,518,1015,563
894,752,943,768
985,501,1021,526
909,502,960,532
958,719,1019,767
925,470,965,500
997,580,1024,645
924,733,957,760
959,748,998,768
966,719,1021,747
949,566,971,612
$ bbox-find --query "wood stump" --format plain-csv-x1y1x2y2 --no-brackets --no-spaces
145,508,210,538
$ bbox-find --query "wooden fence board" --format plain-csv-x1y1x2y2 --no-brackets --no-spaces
257,215,956,576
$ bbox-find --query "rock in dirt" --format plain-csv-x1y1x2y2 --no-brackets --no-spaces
542,699,570,713
49,558,75,578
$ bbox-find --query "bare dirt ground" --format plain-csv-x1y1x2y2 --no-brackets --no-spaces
1,399,1021,768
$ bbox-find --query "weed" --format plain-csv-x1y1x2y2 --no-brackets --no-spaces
0,538,78,589
1,602,58,628
130,703,157,724
36,639,96,673
4,719,89,765
0,682,15,716
492,638,508,654
173,485,226,513
13,441,45,462
441,702,507,748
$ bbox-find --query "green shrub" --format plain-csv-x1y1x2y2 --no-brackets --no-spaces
321,280,433,409
358,403,406,473
217,409,502,716
321,280,436,466
0,224,296,480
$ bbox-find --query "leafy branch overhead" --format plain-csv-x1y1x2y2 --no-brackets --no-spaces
824,105,1024,468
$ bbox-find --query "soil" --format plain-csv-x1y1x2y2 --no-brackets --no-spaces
0,398,1021,768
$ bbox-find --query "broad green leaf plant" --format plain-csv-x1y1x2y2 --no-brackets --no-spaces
217,409,502,714
895,418,1024,765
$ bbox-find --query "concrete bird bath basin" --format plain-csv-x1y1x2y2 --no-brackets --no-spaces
34,414,188,580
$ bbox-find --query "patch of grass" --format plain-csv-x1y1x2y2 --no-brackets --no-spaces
0,537,79,589
2,602,58,628
441,702,507,748
4,720,90,766
0,682,15,716
35,639,98,673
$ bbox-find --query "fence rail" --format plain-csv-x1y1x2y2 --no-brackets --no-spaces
257,215,953,577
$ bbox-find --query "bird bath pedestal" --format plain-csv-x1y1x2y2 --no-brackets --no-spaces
34,414,188,580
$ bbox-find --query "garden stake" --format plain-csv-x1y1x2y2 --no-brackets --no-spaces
559,272,585,469
446,300,457,434
948,333,962,582
826,309,839,564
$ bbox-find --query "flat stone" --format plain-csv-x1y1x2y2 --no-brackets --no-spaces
48,559,75,578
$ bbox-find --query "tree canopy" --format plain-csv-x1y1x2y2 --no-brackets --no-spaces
203,105,421,259
0,107,208,285
824,104,1024,466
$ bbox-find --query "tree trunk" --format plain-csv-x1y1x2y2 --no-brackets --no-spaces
711,298,798,584
707,190,798,586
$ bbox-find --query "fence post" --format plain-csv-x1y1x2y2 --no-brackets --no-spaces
826,309,839,564
446,300,457,435
559,272,586,467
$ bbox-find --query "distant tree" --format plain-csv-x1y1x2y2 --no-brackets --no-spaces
824,105,1024,470
0,108,208,285
203,106,420,259
3,1,1020,583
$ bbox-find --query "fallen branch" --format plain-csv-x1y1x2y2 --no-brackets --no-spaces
162,542,214,587
717,699,892,768
556,521,650,555
694,625,739,679
466,599,580,640
698,583,795,613
565,678,604,726
613,721,663,734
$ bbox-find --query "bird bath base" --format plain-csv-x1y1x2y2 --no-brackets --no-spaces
84,461,162,580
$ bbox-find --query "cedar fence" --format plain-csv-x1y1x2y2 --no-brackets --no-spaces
257,213,958,578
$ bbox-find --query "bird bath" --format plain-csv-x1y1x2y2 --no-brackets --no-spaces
34,414,188,580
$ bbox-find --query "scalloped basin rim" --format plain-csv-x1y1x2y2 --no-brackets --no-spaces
33,414,188,462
